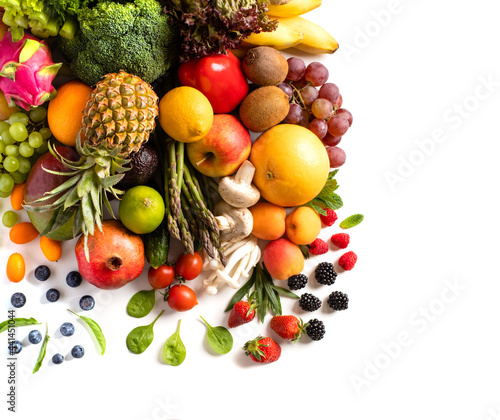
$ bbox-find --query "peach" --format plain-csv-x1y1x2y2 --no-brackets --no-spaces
285,206,322,245
249,201,286,241
263,238,305,281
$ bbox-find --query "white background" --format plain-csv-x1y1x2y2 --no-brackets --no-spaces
2,1,500,419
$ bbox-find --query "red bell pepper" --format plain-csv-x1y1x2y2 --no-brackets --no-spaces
178,52,249,114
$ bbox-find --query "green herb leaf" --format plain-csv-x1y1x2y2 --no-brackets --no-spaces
0,317,40,334
224,274,255,312
271,285,300,299
304,170,343,213
127,289,156,318
32,323,49,374
163,319,186,366
200,316,233,355
126,310,164,354
339,214,364,229
299,244,310,259
67,310,106,355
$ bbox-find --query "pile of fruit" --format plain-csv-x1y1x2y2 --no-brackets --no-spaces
1,0,363,367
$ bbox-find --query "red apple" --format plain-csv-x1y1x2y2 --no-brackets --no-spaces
186,114,251,178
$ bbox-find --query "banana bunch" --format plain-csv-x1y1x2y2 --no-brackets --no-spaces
241,0,338,54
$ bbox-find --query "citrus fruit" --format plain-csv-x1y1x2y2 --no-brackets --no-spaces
158,86,213,143
47,79,92,147
118,186,165,234
249,124,330,207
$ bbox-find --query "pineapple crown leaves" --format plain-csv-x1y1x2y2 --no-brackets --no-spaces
304,169,343,216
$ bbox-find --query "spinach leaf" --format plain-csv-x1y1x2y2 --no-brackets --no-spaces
32,323,49,374
0,317,40,334
127,289,156,318
68,310,106,355
126,310,164,354
200,316,233,355
163,319,186,366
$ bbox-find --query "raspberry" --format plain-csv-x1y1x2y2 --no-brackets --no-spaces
338,251,357,271
320,209,337,226
330,233,350,249
308,238,328,255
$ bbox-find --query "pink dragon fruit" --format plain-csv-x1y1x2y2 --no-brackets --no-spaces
0,31,62,110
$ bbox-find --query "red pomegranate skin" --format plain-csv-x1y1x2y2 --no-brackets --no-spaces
75,220,145,290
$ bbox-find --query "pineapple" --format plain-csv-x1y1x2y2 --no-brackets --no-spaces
24,71,159,259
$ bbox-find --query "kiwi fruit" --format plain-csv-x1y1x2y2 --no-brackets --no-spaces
242,46,289,86
239,86,290,133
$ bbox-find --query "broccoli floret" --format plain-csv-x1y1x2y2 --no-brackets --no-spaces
58,0,178,85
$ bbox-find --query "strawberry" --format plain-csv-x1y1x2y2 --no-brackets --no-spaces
270,315,305,342
228,299,256,328
243,336,281,364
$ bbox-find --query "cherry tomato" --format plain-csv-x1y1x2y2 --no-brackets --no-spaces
148,265,175,290
167,284,198,312
175,251,203,280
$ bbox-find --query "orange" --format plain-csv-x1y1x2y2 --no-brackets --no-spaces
249,124,330,207
249,201,287,240
47,79,93,146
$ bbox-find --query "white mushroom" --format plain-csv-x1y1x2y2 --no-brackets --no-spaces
214,200,253,243
218,160,260,208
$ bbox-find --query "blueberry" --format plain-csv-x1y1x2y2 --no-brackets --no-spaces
66,271,82,288
8,340,22,354
34,265,51,281
79,295,95,311
71,345,84,359
10,292,26,308
52,353,64,364
60,322,75,337
46,288,60,302
28,330,42,344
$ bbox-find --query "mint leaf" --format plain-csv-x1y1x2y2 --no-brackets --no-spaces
340,214,364,229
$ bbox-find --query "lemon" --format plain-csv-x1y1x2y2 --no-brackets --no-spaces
118,186,165,234
249,124,330,207
158,87,214,143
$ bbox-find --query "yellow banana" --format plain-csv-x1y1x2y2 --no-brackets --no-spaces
267,0,322,17
273,16,339,54
241,24,303,50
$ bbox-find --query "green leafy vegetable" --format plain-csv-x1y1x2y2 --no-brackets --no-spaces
68,310,106,355
199,316,233,355
32,323,49,374
127,289,156,318
0,317,40,334
305,170,343,216
126,310,164,354
340,214,364,229
163,319,186,366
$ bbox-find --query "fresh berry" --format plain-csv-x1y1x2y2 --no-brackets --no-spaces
46,288,60,302
308,238,329,255
28,330,42,344
71,345,85,359
320,209,337,226
34,265,51,281
305,319,326,341
338,251,357,271
315,262,337,285
79,295,95,311
66,271,82,287
327,291,349,311
52,353,64,364
299,293,322,312
60,322,75,337
330,233,350,249
228,300,256,328
8,340,22,354
10,292,26,308
270,315,305,342
287,273,308,290
243,336,281,364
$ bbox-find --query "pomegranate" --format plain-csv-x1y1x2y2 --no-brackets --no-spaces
75,220,145,290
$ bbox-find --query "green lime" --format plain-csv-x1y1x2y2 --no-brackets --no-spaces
119,186,165,234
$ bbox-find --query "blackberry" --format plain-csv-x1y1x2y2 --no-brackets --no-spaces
327,291,349,311
66,271,82,288
306,319,326,341
287,274,308,291
299,293,322,312
10,292,26,308
315,262,337,285
34,265,51,281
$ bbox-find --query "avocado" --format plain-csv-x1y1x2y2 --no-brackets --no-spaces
117,142,160,190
